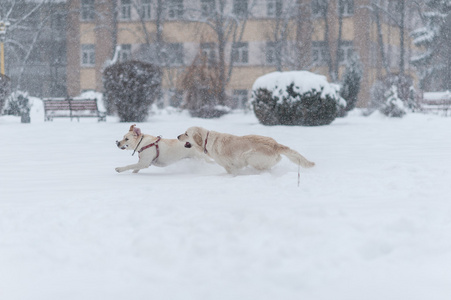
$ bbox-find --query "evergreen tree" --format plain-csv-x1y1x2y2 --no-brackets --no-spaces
340,53,363,114
0,74,11,113
380,85,406,117
411,0,451,91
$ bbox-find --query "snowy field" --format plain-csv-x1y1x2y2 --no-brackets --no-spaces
1,103,451,300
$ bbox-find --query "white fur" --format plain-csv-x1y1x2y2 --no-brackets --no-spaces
178,126,315,174
115,125,208,173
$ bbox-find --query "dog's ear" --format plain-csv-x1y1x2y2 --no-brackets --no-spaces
193,132,203,147
133,127,142,137
129,124,137,132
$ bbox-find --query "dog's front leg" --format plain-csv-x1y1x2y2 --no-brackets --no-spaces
115,163,145,173
115,158,151,173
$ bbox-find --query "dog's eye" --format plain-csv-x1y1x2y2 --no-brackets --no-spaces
125,138,129,141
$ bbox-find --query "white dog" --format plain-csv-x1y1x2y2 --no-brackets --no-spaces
177,126,315,175
115,124,208,173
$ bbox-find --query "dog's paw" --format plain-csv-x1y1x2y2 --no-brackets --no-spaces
115,167,125,173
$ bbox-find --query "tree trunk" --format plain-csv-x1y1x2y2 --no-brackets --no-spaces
373,3,390,74
334,0,343,81
399,0,405,75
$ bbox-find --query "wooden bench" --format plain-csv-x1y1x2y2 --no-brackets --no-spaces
43,98,106,122
420,92,451,116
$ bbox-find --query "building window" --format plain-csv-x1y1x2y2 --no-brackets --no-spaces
201,43,216,65
339,0,354,16
81,44,95,66
312,41,327,65
232,42,248,64
232,90,248,109
233,0,248,16
338,40,354,64
267,0,282,17
266,42,277,65
120,0,131,20
141,0,152,20
201,0,215,17
311,0,325,17
168,0,183,19
119,44,132,61
81,0,95,21
161,43,184,66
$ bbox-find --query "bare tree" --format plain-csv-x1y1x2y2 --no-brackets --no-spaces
262,0,302,71
368,0,412,75
369,0,390,74
333,0,344,81
184,0,255,105
1,0,67,97
315,0,335,80
125,0,189,105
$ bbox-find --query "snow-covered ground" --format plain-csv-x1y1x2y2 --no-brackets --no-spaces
1,103,451,300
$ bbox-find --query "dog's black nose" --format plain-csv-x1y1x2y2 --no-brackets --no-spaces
116,140,120,146
177,135,181,140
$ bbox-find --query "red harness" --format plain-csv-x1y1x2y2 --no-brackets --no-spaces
138,136,162,163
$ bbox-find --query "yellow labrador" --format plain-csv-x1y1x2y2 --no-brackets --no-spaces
177,126,315,175
115,124,207,173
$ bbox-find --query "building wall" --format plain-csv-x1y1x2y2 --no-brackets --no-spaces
66,0,419,108
66,0,81,97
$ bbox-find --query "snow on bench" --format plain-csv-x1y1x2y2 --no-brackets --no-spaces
43,98,106,122
420,91,451,116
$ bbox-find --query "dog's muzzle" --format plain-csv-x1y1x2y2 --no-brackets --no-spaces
116,141,127,150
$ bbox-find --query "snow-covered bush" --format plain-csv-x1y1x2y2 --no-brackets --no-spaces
0,74,11,114
340,53,363,115
380,85,406,118
4,91,31,123
251,71,345,126
103,60,161,122
369,73,415,113
4,91,30,115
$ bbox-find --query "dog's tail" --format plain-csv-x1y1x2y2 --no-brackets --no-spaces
278,145,315,168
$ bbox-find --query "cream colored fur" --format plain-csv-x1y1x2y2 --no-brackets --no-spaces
177,126,315,174
115,124,208,173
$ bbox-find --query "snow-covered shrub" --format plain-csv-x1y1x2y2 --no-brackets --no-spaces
0,74,11,113
4,91,31,123
340,53,363,115
181,53,229,118
4,91,30,115
103,60,161,122
369,73,415,113
251,71,345,126
380,85,406,118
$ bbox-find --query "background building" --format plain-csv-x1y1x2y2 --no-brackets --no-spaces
66,0,423,108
